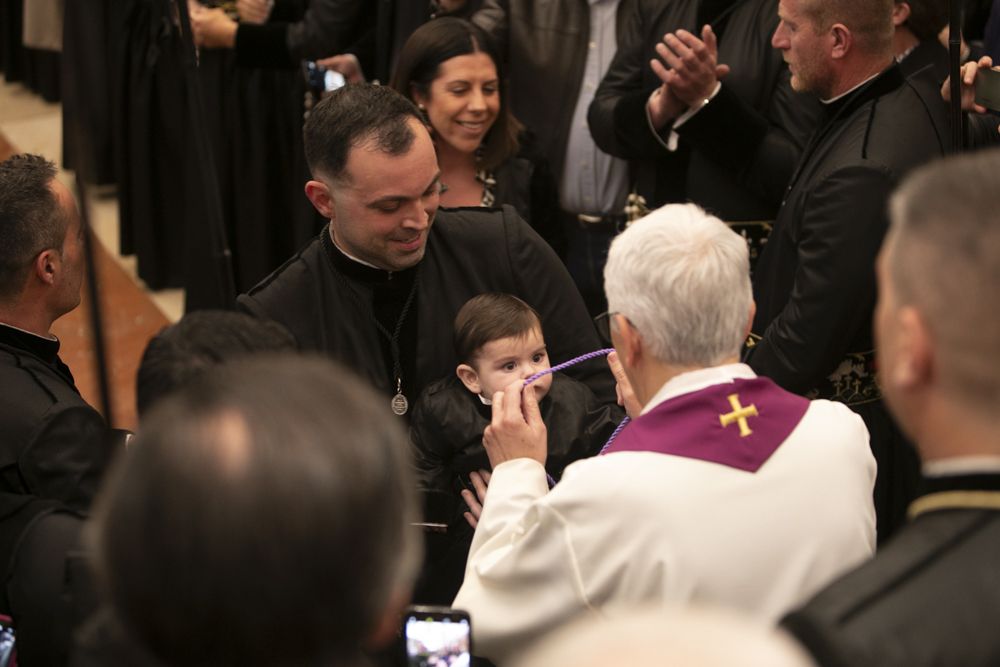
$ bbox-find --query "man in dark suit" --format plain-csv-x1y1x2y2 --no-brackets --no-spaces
745,0,948,541
783,149,1000,667
588,0,822,228
0,154,112,511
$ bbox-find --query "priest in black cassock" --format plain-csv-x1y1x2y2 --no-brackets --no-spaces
237,84,615,421
745,0,949,542
783,149,1000,667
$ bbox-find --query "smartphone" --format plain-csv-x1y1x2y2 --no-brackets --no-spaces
974,66,1000,112
304,61,346,95
403,606,471,667
0,615,16,667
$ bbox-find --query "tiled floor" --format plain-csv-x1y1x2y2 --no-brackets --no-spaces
1,75,185,430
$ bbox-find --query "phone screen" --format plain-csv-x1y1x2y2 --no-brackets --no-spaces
975,67,1000,112
404,610,471,667
0,615,15,667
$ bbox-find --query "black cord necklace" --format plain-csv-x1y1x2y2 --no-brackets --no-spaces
321,229,420,416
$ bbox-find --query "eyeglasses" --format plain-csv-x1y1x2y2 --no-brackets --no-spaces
594,311,617,346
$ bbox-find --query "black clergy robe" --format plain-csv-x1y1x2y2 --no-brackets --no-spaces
237,206,616,414
746,64,949,540
783,473,1000,667
0,325,113,511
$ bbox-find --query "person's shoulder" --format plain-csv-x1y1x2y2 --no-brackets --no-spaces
785,509,1000,663
431,205,532,249
238,236,324,313
0,347,89,414
798,399,869,444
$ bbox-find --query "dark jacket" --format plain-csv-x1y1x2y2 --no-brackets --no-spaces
747,65,948,397
410,374,624,498
492,138,564,258
0,325,112,512
588,0,822,221
473,0,631,181
783,473,1000,667
237,207,616,411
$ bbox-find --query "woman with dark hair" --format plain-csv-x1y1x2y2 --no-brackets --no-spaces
390,18,564,257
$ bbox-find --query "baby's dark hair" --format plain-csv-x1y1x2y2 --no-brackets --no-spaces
454,293,543,365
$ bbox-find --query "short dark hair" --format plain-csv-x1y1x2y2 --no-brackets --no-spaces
390,18,522,171
0,154,64,301
303,84,422,182
135,310,298,417
93,355,421,667
897,0,949,42
454,293,543,365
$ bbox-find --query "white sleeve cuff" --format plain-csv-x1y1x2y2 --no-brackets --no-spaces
665,81,723,151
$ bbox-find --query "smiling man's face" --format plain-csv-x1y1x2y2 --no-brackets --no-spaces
326,118,443,272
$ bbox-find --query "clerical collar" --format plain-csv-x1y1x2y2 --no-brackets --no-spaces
924,457,1000,477
0,322,60,364
322,225,417,284
642,363,756,416
822,71,883,105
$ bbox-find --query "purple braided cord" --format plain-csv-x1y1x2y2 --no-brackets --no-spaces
520,348,630,485
523,348,617,387
598,415,631,455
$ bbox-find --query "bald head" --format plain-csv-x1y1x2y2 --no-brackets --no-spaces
885,150,1000,414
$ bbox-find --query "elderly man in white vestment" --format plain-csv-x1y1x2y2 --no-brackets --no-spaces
453,204,877,664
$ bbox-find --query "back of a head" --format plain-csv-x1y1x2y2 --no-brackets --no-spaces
897,0,949,43
801,0,895,55
93,355,421,667
0,154,62,302
135,310,298,417
303,84,422,182
603,204,751,367
513,606,816,667
453,293,542,365
887,149,1000,413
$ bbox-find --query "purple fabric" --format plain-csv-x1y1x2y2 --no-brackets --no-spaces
603,376,809,473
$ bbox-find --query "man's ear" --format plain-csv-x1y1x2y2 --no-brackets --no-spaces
891,306,934,390
615,315,643,369
892,2,912,27
304,179,336,219
34,249,59,286
830,23,853,60
456,364,482,395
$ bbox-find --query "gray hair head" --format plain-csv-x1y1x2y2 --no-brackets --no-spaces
604,204,752,367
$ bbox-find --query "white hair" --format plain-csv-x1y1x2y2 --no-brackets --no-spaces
604,204,752,367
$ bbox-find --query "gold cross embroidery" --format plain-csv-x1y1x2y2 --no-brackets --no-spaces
719,394,758,437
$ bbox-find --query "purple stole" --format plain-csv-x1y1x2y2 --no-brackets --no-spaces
604,376,809,473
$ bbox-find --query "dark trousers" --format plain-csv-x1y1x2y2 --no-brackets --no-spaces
562,211,620,318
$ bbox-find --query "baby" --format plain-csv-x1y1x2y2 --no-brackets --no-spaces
410,292,623,500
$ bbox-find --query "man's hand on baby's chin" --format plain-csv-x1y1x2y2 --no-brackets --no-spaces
482,380,548,469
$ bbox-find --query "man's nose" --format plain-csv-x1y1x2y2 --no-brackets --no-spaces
771,24,787,49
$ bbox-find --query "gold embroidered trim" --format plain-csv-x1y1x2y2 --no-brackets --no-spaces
908,491,1000,519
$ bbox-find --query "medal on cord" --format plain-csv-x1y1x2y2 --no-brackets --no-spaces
322,228,419,416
